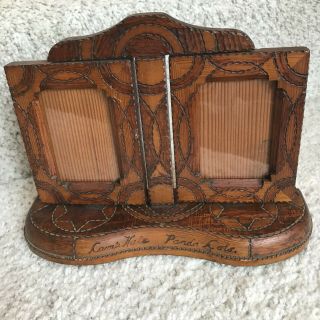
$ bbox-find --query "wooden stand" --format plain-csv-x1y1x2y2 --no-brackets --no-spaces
25,194,311,266
5,13,312,266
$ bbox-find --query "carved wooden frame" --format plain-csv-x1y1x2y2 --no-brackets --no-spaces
170,49,309,204
4,13,312,266
5,60,154,205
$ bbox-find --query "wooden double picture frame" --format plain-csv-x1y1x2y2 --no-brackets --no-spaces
5,13,312,265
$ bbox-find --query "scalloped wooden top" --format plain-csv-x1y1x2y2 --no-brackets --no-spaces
48,12,255,62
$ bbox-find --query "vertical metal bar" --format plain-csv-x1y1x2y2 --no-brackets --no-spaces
131,57,149,192
164,55,177,189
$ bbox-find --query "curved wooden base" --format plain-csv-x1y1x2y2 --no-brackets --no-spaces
25,196,312,266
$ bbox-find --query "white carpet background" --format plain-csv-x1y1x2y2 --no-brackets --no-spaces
0,1,319,319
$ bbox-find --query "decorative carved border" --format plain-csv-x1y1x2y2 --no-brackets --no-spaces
47,13,254,62
24,194,312,266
